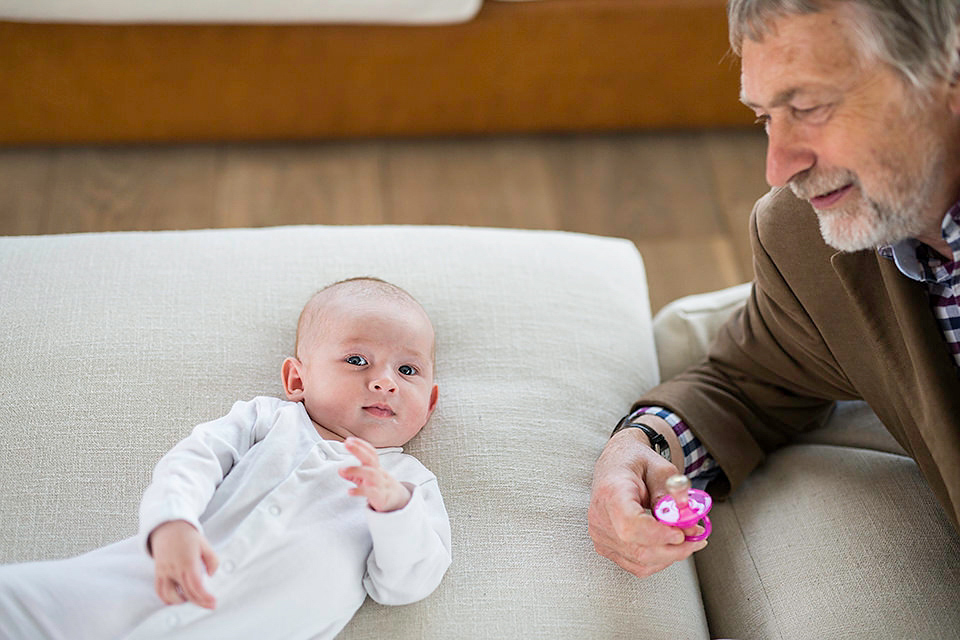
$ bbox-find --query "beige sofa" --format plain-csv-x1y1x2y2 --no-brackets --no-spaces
1,226,957,639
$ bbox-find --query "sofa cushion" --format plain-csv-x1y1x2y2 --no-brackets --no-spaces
0,0,481,24
652,281,753,382
0,226,708,639
696,444,960,639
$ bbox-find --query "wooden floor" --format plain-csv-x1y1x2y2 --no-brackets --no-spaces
0,129,768,313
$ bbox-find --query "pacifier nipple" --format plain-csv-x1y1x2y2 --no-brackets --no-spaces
666,474,691,510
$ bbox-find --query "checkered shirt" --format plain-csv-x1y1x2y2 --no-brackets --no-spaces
637,204,960,481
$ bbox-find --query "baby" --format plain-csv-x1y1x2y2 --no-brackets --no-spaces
0,277,451,640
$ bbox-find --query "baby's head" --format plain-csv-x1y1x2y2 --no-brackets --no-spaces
282,277,438,447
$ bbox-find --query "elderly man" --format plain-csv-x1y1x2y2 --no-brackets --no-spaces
589,0,960,634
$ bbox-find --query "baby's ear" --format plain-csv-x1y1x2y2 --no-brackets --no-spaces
427,384,439,415
281,357,306,401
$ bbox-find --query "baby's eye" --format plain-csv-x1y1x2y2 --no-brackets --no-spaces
346,355,368,366
398,364,417,376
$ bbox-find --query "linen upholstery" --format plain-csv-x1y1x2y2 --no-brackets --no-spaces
698,445,960,640
0,226,708,640
652,281,752,382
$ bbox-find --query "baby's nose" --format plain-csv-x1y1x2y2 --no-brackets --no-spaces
369,375,398,393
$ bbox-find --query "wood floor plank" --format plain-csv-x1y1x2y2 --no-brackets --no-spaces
548,132,723,240
214,142,387,228
635,235,745,313
46,146,219,233
702,130,769,278
0,149,55,235
380,136,560,229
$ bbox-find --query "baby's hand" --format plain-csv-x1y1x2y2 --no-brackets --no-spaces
148,520,219,609
339,436,412,512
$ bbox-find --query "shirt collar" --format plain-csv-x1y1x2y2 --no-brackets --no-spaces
878,202,960,284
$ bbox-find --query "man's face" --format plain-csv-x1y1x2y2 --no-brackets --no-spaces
290,295,438,448
739,5,960,252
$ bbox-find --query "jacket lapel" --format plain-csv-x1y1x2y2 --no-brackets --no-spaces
832,249,960,528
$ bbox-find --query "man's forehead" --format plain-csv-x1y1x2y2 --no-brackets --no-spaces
738,8,862,108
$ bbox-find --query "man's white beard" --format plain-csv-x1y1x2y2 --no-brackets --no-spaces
790,154,941,253
814,193,919,252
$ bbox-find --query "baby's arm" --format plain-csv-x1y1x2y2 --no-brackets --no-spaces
348,446,452,606
148,520,219,609
338,437,412,512
137,398,280,609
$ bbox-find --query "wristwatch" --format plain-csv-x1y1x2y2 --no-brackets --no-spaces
611,413,671,462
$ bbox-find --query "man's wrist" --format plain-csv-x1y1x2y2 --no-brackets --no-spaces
611,416,670,459
612,412,685,472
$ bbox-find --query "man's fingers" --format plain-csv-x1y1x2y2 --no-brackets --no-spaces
594,534,707,578
590,497,706,577
593,486,685,547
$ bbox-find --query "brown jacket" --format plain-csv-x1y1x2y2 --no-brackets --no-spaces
639,186,960,531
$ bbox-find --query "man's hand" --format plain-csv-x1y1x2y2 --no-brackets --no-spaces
588,427,707,578
339,436,412,512
149,520,219,609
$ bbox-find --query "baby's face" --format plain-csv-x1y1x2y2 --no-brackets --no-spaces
291,295,438,447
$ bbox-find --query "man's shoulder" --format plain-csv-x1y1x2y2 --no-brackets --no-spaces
753,186,819,237
751,186,834,261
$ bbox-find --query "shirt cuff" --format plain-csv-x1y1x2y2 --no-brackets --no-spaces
630,406,718,480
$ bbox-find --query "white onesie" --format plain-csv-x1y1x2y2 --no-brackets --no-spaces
0,397,452,640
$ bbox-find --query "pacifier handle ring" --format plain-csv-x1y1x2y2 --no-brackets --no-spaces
684,515,711,542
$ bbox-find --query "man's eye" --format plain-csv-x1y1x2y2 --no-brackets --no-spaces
398,364,417,376
791,105,829,122
346,355,368,366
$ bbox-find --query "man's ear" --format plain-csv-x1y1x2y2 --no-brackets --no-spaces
949,48,960,112
282,357,306,402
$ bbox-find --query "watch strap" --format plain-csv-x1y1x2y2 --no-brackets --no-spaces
611,414,671,461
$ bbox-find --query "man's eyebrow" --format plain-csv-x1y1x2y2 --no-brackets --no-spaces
739,87,800,110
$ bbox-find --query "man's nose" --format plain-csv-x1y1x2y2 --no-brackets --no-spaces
765,119,816,187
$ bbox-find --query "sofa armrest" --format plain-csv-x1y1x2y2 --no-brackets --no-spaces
652,282,752,382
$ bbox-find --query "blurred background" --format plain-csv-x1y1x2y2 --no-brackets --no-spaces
0,0,769,313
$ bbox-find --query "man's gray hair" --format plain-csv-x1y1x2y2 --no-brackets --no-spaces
728,0,960,91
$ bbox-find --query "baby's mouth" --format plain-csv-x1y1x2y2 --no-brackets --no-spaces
363,404,395,418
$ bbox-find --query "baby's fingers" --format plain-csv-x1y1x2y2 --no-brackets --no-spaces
339,465,381,490
156,576,186,606
344,436,380,468
180,565,216,610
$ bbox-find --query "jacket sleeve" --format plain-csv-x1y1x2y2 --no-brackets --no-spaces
136,397,275,554
638,189,859,495
362,474,452,605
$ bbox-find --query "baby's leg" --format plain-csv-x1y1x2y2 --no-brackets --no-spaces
0,538,162,640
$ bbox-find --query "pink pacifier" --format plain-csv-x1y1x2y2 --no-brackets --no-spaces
653,474,712,541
